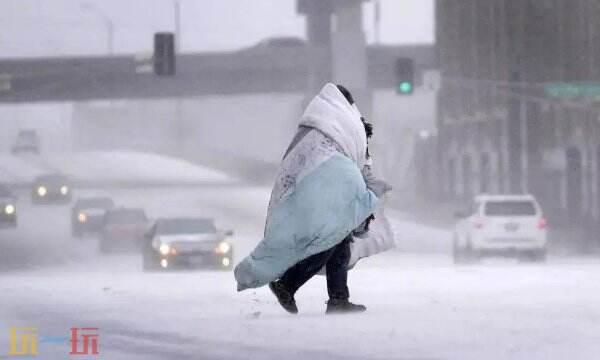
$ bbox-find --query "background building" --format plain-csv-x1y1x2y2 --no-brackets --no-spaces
435,0,600,249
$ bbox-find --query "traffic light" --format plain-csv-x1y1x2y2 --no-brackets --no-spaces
396,58,414,95
154,32,176,76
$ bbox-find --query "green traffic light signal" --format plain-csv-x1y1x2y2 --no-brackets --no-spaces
396,58,415,95
398,81,413,94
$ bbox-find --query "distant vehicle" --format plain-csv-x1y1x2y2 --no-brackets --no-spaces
0,185,17,228
245,36,306,52
142,217,233,271
31,174,72,204
100,207,148,254
453,194,547,263
11,129,40,154
71,197,115,237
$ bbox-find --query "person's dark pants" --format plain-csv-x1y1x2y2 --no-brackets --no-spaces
279,235,351,301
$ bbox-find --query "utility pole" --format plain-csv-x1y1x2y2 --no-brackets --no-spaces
174,0,181,52
81,2,114,55
81,2,115,108
108,21,114,55
506,2,524,194
374,0,381,44
173,0,184,152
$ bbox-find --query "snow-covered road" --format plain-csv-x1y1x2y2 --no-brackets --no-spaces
0,151,235,186
1,160,600,359
3,253,600,360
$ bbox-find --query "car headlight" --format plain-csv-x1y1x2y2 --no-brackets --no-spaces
37,186,47,196
4,204,15,215
60,185,69,195
159,243,171,256
215,241,231,254
222,257,231,267
78,213,87,223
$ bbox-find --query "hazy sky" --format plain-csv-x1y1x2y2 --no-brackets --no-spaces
0,0,434,58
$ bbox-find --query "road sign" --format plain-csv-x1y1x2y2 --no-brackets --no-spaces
544,83,600,99
134,52,153,74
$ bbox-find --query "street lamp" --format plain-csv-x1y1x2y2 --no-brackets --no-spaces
173,0,181,52
81,2,114,55
374,0,381,44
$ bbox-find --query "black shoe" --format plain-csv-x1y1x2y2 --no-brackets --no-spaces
269,281,298,314
326,299,367,314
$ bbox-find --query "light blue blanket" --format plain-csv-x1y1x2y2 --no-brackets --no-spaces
234,153,378,291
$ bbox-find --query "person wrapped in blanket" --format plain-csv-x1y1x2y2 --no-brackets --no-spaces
234,83,393,314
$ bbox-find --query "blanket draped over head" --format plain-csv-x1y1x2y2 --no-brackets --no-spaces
234,83,380,291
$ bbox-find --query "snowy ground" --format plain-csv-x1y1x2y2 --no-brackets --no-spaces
0,151,234,185
1,155,600,360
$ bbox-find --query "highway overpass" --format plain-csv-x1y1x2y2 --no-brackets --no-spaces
0,45,435,103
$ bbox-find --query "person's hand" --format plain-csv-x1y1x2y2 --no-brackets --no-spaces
366,178,393,198
362,166,392,198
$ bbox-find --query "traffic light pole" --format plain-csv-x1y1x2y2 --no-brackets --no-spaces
507,68,523,194
505,1,523,194
174,1,181,52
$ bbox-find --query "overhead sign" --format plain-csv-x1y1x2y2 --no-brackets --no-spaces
133,52,153,74
544,83,600,99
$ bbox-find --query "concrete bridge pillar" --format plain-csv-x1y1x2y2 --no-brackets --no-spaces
331,0,371,117
297,0,334,95
298,0,371,117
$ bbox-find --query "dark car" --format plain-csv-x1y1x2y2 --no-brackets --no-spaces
242,36,306,54
99,207,148,254
0,185,17,228
71,197,115,237
31,174,72,204
11,129,40,154
142,217,233,271
253,36,306,49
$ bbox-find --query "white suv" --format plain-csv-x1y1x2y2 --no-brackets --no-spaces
453,194,547,263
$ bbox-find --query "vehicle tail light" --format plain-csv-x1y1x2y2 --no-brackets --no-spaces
538,218,547,229
473,217,486,229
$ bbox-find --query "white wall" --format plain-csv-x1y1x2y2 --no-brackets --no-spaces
0,102,72,152
8,88,436,182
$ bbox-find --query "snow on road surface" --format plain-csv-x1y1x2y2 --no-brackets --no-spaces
2,251,600,360
1,156,600,359
0,151,235,185
45,151,236,185
387,208,452,254
0,153,52,183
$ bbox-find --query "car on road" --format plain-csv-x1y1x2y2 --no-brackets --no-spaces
71,197,115,237
453,194,547,263
99,207,148,254
31,174,72,204
0,185,17,228
242,36,306,53
253,36,305,49
11,129,40,154
142,217,233,271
